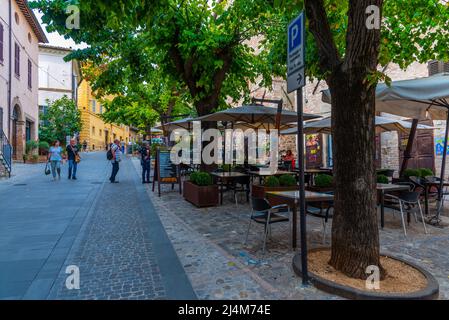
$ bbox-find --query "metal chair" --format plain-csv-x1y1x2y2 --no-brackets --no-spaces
245,197,290,254
424,176,449,212
230,176,250,205
384,182,428,236
306,194,334,244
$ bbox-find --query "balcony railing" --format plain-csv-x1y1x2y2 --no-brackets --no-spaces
0,129,12,177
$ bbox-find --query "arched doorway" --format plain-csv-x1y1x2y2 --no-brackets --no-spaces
11,105,23,159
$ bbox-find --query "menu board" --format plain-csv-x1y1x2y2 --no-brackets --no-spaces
152,149,181,197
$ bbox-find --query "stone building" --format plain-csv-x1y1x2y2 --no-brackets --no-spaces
0,0,48,167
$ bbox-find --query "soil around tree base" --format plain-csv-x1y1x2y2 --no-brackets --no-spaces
293,248,439,300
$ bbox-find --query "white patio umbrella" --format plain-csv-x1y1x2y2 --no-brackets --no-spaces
196,104,319,124
280,116,434,135
156,117,195,132
321,73,449,121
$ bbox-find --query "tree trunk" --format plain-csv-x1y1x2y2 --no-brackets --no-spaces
328,68,384,279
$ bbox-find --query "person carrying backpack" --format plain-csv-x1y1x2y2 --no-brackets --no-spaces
109,139,122,183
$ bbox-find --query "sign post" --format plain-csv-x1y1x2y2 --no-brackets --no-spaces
287,11,308,286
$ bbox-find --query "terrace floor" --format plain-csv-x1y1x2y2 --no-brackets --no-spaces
135,158,449,300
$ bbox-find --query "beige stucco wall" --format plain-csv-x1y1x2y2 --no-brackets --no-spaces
0,0,41,159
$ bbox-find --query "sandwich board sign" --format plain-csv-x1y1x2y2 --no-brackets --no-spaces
152,148,181,197
287,12,305,93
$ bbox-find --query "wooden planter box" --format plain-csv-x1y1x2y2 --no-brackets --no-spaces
252,184,299,206
183,181,219,208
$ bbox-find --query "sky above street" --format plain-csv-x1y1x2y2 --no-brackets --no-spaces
34,10,88,49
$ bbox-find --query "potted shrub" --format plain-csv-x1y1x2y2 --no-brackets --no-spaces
38,141,50,162
183,171,219,207
306,174,334,193
252,175,299,200
377,174,389,184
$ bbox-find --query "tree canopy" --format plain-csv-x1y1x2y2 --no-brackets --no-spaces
39,96,82,145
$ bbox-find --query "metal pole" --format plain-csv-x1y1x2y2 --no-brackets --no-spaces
297,88,308,285
435,111,449,222
399,119,418,177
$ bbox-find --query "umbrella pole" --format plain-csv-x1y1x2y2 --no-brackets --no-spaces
399,119,418,177
435,111,449,223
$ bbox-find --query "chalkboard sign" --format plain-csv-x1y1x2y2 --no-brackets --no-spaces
152,149,181,197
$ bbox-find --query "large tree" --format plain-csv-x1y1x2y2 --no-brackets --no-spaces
267,0,449,279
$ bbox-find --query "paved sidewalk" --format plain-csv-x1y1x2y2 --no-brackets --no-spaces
0,153,195,300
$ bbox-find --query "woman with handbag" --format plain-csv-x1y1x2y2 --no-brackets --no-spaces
48,140,63,180
66,139,80,180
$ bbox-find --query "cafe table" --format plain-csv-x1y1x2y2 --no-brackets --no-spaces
265,190,334,249
211,172,250,205
377,183,410,228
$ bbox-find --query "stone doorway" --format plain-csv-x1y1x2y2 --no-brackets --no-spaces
12,105,24,160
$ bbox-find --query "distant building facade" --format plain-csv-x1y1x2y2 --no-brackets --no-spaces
38,44,82,115
77,79,130,151
0,0,48,161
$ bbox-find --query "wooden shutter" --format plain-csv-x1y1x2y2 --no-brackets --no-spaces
428,60,449,76
14,43,20,77
0,23,4,63
443,62,449,73
28,59,32,89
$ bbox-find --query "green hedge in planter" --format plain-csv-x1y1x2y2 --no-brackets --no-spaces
265,176,280,187
377,174,389,184
279,174,296,187
419,168,434,178
190,172,213,186
403,168,434,179
315,174,333,188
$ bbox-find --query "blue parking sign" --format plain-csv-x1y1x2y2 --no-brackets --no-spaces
287,11,305,92
288,14,303,54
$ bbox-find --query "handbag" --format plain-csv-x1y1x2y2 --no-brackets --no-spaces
45,162,51,175
71,145,81,163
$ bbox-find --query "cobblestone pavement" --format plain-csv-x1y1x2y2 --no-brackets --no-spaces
48,155,195,300
1,153,194,300
135,158,449,300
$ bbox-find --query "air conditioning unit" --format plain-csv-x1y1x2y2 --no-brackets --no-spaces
428,60,449,76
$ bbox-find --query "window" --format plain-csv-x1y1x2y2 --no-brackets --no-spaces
92,126,95,135
0,107,3,133
14,12,19,25
91,100,96,113
99,129,102,136
99,104,103,114
27,59,32,89
26,121,31,142
14,43,20,77
0,23,4,63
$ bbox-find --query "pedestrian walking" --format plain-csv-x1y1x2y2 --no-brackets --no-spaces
47,140,63,180
66,139,80,180
141,147,151,184
82,140,88,152
109,139,122,183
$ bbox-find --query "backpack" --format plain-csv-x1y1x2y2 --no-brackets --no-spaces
106,149,113,160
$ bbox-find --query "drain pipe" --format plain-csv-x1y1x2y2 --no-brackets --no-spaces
7,0,12,140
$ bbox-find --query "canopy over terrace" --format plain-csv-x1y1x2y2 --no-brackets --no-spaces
322,73,449,223
280,116,434,135
156,117,195,132
196,104,320,126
